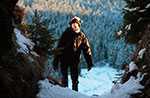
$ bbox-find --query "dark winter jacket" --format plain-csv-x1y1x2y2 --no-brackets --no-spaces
53,27,93,68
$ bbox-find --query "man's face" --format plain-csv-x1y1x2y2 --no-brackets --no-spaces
71,22,80,31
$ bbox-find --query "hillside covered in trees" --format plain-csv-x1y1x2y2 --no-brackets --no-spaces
18,0,135,68
0,0,150,98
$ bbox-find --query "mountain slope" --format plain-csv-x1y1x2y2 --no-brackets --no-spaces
18,0,135,67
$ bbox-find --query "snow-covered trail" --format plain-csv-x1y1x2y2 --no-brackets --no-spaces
69,64,119,96
37,64,144,98
37,65,118,98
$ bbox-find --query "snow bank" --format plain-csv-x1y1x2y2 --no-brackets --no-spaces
37,79,91,98
117,30,122,36
125,24,131,30
129,61,138,72
37,66,144,98
14,28,39,56
99,72,144,98
138,48,146,59
145,3,150,8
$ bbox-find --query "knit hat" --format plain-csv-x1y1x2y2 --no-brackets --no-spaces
69,16,82,27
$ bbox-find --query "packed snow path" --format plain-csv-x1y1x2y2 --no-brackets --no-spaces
68,65,118,96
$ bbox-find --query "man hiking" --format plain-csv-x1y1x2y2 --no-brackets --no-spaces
52,16,93,91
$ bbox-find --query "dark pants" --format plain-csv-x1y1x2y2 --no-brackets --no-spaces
61,63,79,91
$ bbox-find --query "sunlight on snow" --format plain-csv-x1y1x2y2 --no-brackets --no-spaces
68,64,120,96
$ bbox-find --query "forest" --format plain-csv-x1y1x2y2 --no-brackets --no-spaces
0,0,150,98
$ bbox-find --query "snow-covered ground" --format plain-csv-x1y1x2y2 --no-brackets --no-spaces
37,65,144,98
69,64,119,96
37,65,119,98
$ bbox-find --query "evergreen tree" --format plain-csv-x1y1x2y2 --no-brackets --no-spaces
26,10,56,58
117,0,150,44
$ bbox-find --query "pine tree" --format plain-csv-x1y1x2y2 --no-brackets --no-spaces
26,10,56,58
117,0,150,44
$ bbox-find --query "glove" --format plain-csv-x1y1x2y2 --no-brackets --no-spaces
87,63,93,71
87,66,92,71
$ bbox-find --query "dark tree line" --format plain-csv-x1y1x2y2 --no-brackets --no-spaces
118,0,150,44
120,0,150,97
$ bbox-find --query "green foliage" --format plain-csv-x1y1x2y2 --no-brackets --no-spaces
26,10,56,58
117,0,150,44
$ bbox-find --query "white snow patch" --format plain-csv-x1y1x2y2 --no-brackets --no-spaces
124,7,139,11
139,9,146,12
138,18,143,22
99,72,144,98
14,28,39,56
28,57,34,62
139,40,142,44
129,62,138,72
138,48,146,59
36,79,91,98
145,3,150,8
69,65,119,96
125,24,131,30
142,65,147,69
117,30,122,36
